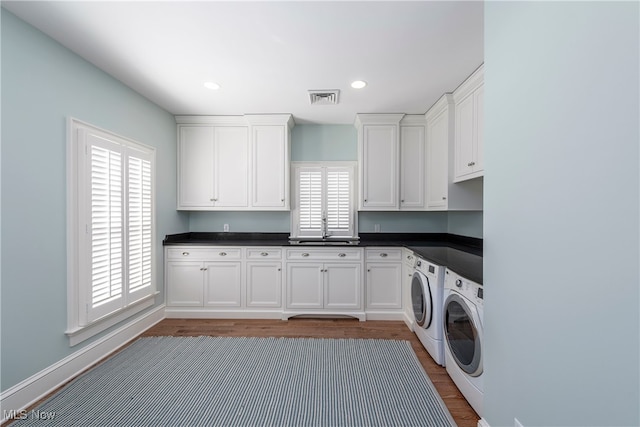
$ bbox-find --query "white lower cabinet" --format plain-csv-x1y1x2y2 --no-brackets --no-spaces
204,262,242,307
365,249,403,319
166,261,206,306
246,262,282,308
286,263,362,310
284,248,364,320
166,245,409,321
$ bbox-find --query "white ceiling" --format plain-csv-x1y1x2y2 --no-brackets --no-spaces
3,1,484,124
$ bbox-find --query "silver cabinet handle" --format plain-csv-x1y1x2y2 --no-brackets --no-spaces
182,252,189,256
261,252,269,257
338,253,346,258
302,253,309,257
379,253,388,258
219,252,227,256
467,161,475,167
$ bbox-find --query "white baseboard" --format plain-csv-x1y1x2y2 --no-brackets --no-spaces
0,305,165,422
478,417,490,427
363,311,405,321
165,309,283,319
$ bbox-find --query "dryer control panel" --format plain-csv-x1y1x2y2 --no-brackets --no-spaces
445,269,483,308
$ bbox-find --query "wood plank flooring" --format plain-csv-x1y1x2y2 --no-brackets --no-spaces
142,318,480,427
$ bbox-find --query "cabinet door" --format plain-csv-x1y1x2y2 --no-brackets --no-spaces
252,125,287,208
474,85,484,173
366,263,402,309
166,261,204,306
178,126,214,208
213,126,249,207
362,125,398,209
324,263,362,310
399,126,425,210
246,262,282,308
204,262,242,307
455,93,476,180
286,263,323,309
426,109,449,209
402,263,414,320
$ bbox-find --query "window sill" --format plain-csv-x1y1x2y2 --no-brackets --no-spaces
65,292,159,347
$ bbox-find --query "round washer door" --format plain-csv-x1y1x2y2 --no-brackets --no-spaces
411,271,433,328
444,293,482,377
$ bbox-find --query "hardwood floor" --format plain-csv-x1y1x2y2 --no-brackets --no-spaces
142,318,480,427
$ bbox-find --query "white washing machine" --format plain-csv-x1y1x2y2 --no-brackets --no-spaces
410,257,445,366
443,268,484,417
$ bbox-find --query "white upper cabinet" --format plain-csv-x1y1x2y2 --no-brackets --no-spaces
213,126,249,208
425,93,483,211
176,115,293,211
399,116,427,210
178,126,215,208
453,65,484,182
357,116,401,209
357,114,430,211
426,95,452,210
246,115,294,210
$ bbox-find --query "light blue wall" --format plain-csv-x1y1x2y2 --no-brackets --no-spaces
447,211,482,239
291,124,357,161
0,10,188,391
191,124,483,237
484,2,639,426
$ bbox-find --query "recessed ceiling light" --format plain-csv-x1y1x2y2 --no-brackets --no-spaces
351,80,367,89
204,82,220,90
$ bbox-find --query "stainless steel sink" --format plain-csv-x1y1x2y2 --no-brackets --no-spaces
289,238,359,246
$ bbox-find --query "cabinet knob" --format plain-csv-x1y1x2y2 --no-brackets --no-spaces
467,161,475,167
442,196,447,200
338,253,346,258
219,252,227,256
302,253,309,257
281,199,285,202
379,253,388,258
261,252,269,256
364,199,368,202
401,199,404,203
367,269,371,272
182,252,189,256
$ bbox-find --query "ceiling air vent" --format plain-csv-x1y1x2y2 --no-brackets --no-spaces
308,90,340,105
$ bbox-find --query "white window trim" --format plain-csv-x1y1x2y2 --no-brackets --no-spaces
66,118,157,346
290,161,358,239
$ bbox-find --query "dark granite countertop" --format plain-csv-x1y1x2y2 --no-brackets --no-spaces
163,232,483,284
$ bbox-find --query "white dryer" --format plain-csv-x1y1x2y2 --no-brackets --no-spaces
443,268,484,417
410,257,445,366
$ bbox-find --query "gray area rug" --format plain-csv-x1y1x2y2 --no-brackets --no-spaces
15,336,456,426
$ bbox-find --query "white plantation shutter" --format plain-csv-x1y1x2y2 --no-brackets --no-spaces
90,144,124,319
326,169,351,233
127,153,153,298
293,164,355,238
298,169,323,235
74,124,155,326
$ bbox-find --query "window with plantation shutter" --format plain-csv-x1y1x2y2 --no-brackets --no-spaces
67,119,156,345
291,163,356,239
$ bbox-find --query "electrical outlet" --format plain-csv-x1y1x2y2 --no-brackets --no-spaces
223,224,229,232
374,224,381,233
514,418,524,427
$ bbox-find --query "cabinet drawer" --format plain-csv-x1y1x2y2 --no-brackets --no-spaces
286,248,362,261
365,248,402,261
166,247,242,260
246,248,283,259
